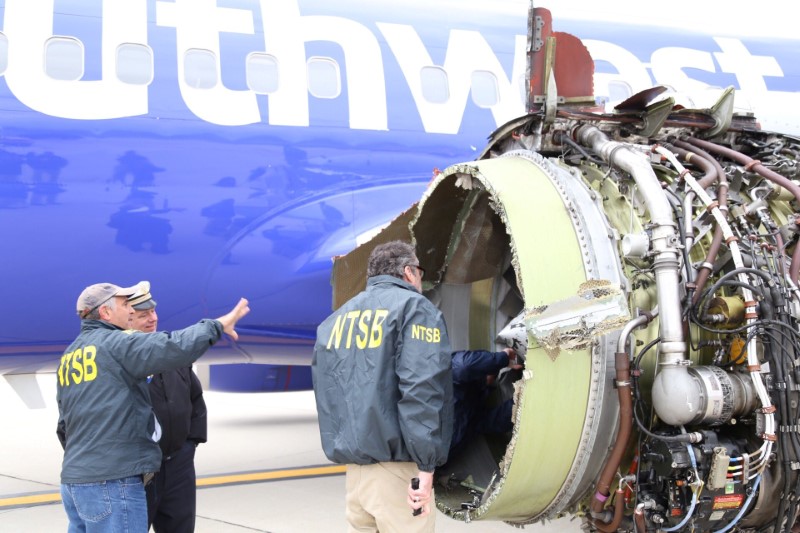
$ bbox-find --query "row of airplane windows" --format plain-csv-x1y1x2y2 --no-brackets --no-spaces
0,33,509,107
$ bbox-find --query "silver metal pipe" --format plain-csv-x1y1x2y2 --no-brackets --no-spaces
575,125,686,363
575,126,704,426
616,309,657,355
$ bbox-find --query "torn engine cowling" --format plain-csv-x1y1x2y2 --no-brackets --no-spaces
430,108,800,531
331,91,800,531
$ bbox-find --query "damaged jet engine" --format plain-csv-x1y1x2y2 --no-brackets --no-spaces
329,5,800,532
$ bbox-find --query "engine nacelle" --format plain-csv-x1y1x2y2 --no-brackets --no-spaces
329,6,800,531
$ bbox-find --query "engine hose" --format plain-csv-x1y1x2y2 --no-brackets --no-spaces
591,489,625,533
673,140,728,304
634,505,646,533
592,313,656,525
686,137,800,283
591,351,633,518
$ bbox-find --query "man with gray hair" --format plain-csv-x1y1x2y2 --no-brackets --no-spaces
312,240,453,532
56,281,249,533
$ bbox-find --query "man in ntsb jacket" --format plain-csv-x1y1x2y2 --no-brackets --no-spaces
128,286,206,533
312,240,453,532
56,281,249,533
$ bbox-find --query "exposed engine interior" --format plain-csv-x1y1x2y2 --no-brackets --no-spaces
419,106,800,531
334,100,800,531
330,6,800,531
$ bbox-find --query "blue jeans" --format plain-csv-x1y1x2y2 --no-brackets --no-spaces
61,476,148,533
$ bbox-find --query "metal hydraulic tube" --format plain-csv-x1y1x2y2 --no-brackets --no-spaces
652,145,774,440
686,137,800,283
673,140,729,303
573,126,692,423
590,312,653,529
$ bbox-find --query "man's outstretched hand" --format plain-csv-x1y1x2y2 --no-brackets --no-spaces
215,298,250,341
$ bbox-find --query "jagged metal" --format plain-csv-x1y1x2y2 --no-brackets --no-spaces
411,152,628,523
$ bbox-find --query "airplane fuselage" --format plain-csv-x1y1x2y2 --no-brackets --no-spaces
0,0,797,374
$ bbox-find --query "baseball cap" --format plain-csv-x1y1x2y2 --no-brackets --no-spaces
76,282,146,319
128,282,157,310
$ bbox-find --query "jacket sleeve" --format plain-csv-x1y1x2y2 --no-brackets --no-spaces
187,368,208,445
113,319,223,379
396,299,453,472
452,350,509,385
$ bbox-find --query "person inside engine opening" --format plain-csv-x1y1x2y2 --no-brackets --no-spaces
449,347,523,456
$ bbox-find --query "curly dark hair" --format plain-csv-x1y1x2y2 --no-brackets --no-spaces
367,241,417,279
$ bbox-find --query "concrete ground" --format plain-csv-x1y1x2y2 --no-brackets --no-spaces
0,373,583,532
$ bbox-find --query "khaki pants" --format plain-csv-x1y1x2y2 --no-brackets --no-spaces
345,462,436,533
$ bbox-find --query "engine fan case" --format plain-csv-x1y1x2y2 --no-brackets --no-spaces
410,152,630,522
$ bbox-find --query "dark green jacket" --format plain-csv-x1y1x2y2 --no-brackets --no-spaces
312,275,453,472
56,319,221,483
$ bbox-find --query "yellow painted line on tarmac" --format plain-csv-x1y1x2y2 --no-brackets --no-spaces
0,492,62,508
196,464,346,487
0,464,346,509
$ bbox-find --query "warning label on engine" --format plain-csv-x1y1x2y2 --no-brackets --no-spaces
713,494,744,510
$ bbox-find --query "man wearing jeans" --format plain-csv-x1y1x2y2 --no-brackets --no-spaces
57,281,249,532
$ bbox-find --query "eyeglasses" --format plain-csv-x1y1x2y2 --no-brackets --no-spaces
409,264,426,277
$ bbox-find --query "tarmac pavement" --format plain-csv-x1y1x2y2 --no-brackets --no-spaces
0,373,583,532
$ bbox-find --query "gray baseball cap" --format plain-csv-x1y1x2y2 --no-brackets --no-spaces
76,282,145,319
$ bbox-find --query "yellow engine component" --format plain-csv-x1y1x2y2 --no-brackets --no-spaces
707,296,746,326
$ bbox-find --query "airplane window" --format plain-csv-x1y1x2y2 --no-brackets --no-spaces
183,48,218,90
307,57,340,99
420,66,449,104
471,70,499,108
246,53,279,94
116,43,153,86
44,37,84,81
0,33,7,75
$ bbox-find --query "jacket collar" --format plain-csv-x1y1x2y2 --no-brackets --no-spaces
80,319,126,332
367,274,419,293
